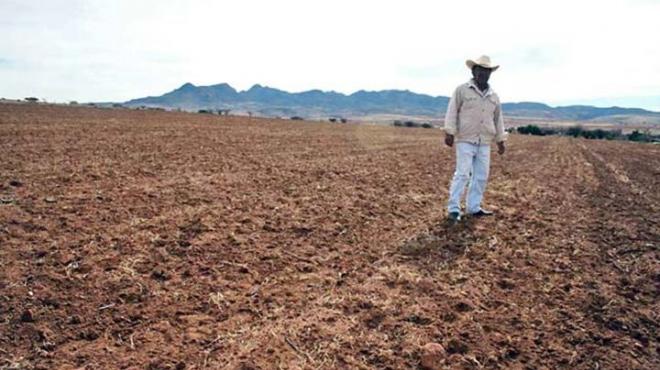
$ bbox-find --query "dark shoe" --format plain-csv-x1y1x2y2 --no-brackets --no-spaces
447,212,461,222
470,209,494,217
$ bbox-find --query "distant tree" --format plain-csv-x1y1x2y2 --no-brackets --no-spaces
198,109,212,114
542,128,557,136
607,129,623,140
329,118,337,123
562,126,620,140
112,103,123,108
588,129,619,140
566,126,584,137
24,97,38,103
592,129,608,139
627,130,650,142
340,118,347,123
421,123,433,128
393,120,403,127
290,116,304,120
69,101,79,105
517,124,544,136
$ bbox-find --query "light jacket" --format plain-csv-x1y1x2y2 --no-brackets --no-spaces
444,79,506,144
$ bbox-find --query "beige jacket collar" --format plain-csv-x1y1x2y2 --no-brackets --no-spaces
467,79,494,97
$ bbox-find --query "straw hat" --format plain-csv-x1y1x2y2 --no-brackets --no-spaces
466,55,499,71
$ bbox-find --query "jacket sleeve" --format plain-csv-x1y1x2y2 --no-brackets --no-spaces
444,86,461,135
494,99,506,142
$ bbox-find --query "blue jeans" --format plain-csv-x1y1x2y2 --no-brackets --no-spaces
447,142,491,214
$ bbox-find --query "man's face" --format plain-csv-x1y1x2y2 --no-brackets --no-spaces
472,65,492,86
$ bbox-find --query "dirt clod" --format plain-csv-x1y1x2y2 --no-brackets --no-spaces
151,269,170,281
454,302,473,312
20,309,34,323
446,339,469,355
420,342,446,370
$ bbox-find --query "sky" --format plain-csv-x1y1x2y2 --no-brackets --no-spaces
1,0,659,111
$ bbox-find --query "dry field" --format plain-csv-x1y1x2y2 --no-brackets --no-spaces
0,103,658,370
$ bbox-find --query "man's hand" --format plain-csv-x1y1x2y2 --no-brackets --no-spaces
497,141,505,155
445,134,454,147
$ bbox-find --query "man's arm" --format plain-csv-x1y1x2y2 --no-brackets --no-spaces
444,87,461,147
494,99,506,155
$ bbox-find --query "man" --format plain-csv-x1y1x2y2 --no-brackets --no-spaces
444,55,506,222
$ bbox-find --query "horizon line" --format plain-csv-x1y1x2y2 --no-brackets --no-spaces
127,81,660,113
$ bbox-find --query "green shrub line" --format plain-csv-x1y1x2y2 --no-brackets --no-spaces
393,120,434,129
513,124,659,143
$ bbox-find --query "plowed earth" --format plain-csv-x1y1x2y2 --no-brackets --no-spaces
0,103,658,369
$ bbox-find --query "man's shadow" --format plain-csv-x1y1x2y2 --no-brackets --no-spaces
397,216,481,270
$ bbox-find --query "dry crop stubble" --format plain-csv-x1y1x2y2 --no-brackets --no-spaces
0,103,658,369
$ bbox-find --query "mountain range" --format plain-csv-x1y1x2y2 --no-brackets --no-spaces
123,83,660,123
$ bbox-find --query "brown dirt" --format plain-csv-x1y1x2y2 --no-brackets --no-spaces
0,103,658,369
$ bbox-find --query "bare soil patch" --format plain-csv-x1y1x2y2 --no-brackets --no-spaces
1,103,658,369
